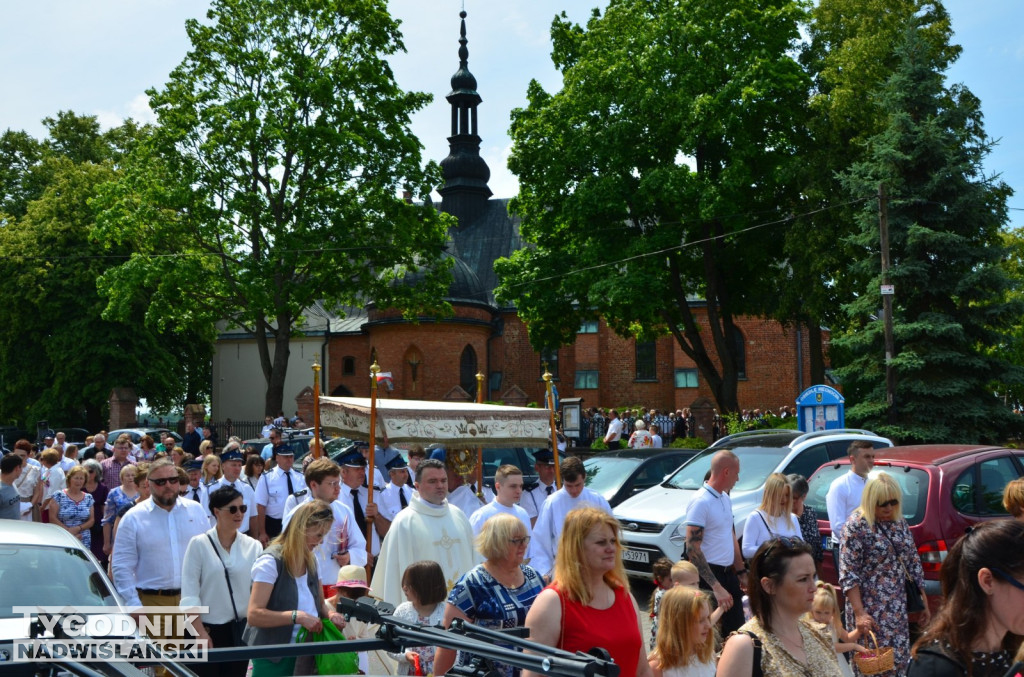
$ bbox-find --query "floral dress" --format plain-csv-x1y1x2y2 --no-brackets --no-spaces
386,601,445,675
52,490,95,548
798,504,823,563
103,486,138,525
839,510,925,676
447,563,545,677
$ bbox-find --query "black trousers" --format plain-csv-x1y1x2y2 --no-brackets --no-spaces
192,621,248,677
265,515,283,540
704,563,745,636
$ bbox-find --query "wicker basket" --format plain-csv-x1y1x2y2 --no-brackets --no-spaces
854,631,895,675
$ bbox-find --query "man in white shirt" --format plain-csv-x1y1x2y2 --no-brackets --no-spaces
529,456,612,578
603,409,624,449
826,440,876,558
336,449,389,560
207,449,255,531
521,449,557,527
254,444,306,544
111,459,208,641
283,457,367,589
59,444,78,473
684,449,746,636
470,464,532,536
378,456,414,521
650,424,664,449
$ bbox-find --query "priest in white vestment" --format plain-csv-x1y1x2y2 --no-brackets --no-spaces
371,458,479,606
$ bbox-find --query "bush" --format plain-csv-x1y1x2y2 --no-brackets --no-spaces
670,437,708,450
589,439,609,451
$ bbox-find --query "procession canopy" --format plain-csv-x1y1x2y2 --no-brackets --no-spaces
319,397,551,448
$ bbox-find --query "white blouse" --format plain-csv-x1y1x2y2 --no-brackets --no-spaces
741,509,803,558
180,528,264,624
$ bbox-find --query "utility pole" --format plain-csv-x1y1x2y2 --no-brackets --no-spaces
879,183,897,425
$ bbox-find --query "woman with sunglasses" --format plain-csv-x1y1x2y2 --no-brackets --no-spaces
434,513,545,677
245,499,346,677
838,474,929,676
907,519,1024,677
181,486,263,677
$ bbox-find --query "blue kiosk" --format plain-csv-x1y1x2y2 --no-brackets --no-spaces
796,385,845,433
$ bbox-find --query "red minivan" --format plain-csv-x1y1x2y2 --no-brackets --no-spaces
806,445,1024,610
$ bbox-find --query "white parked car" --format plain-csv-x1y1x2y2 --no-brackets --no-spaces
613,428,892,579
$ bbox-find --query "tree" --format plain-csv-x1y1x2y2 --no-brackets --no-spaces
94,0,451,415
831,18,1022,443
775,0,961,385
0,114,213,430
494,0,810,412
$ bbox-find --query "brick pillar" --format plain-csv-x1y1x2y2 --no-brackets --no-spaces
690,397,716,446
295,386,315,426
108,388,139,430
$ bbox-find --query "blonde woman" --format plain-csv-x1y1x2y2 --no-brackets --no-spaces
199,439,214,458
742,473,802,558
649,586,716,677
201,454,222,487
524,506,650,677
1003,478,1024,521
840,474,929,676
245,500,346,677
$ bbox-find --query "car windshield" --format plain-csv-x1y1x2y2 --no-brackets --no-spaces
0,545,118,618
665,447,791,492
807,465,930,526
585,457,642,495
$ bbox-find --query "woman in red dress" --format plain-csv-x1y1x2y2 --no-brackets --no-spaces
524,506,650,677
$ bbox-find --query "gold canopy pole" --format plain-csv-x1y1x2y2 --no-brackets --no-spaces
475,372,485,498
311,355,322,459
366,360,380,565
543,367,562,488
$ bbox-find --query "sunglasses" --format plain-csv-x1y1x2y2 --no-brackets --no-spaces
218,505,248,514
877,499,900,508
991,566,1024,593
509,537,531,546
150,476,180,486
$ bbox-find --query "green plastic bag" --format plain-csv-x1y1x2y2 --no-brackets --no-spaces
296,619,359,675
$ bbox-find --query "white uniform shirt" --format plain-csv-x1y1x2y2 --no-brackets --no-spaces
111,497,210,608
684,483,736,567
469,499,532,537
338,483,382,556
529,487,613,576
378,481,414,521
826,471,867,545
447,484,493,520
255,466,306,519
605,417,624,442
520,480,556,521
283,495,368,581
208,476,257,532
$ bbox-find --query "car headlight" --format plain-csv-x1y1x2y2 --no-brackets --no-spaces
669,522,687,546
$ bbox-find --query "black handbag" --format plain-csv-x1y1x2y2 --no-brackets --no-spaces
206,534,247,646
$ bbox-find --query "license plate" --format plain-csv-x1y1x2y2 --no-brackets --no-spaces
622,548,650,564
821,535,830,551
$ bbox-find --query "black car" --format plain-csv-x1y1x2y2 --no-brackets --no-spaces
584,448,698,507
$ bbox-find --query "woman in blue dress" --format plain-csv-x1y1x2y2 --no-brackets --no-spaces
48,465,96,547
434,513,545,677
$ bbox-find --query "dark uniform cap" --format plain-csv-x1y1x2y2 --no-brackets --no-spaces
337,449,368,468
533,449,555,465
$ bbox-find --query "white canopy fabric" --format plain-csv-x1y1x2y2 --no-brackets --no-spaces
318,396,551,448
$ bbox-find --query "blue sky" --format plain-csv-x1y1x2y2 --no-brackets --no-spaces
1,1,1020,226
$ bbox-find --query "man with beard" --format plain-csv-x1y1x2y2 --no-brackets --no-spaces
111,459,208,645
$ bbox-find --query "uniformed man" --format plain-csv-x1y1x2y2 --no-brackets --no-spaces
378,455,414,521
254,444,305,545
521,449,557,527
207,448,256,532
336,449,389,559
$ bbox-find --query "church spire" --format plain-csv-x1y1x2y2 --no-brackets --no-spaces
439,10,492,224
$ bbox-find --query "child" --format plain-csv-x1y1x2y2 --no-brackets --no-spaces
330,564,380,675
804,581,865,677
671,560,724,626
386,561,447,675
648,586,716,677
649,557,674,647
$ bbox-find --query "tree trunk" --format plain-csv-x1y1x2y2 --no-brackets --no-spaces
807,322,826,385
263,314,292,416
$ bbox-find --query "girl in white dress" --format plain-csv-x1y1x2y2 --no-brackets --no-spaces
804,582,866,677
648,587,716,677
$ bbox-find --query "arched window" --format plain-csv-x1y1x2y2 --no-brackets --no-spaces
732,329,747,379
460,345,478,399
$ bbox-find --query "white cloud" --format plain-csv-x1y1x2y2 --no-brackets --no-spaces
94,93,156,131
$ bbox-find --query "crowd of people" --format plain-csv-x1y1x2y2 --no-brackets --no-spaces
2,427,1024,677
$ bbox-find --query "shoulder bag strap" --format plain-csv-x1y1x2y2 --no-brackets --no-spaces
757,510,774,536
741,631,763,677
877,526,914,582
207,533,241,622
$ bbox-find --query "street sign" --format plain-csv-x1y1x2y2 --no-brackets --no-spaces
880,284,895,295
